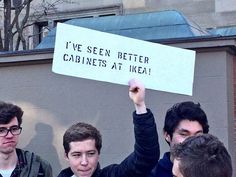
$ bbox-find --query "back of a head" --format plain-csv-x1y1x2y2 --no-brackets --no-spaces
164,101,209,137
0,101,23,125
171,134,232,177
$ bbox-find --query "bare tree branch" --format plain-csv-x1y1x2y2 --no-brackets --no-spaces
2,0,70,51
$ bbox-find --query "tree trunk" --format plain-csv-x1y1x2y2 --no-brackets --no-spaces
15,0,32,50
0,30,3,51
3,0,12,51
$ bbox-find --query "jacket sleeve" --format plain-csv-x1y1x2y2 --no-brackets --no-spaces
131,108,160,176
40,159,53,177
104,109,160,177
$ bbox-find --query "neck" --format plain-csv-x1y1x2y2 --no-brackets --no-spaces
0,150,17,170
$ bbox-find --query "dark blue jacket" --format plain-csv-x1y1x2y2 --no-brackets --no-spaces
148,152,173,177
57,109,160,177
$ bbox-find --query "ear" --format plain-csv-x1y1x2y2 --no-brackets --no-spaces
64,152,69,161
163,131,171,143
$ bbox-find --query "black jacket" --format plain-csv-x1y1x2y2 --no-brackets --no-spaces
148,152,173,177
57,109,160,177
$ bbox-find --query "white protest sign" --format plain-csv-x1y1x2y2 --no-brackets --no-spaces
53,23,195,95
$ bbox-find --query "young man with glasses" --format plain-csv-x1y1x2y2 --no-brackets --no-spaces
0,101,53,177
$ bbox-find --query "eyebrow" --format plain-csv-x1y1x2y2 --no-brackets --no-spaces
0,125,19,129
176,128,203,134
71,150,96,154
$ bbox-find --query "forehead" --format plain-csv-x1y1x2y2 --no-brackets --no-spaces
69,139,97,153
0,117,18,127
175,119,203,132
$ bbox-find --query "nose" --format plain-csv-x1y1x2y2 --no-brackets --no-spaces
80,154,88,166
5,130,14,138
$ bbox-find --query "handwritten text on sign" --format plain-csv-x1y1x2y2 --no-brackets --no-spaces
52,23,196,95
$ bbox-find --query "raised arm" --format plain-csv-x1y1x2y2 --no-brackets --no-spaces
128,78,147,114
103,79,160,177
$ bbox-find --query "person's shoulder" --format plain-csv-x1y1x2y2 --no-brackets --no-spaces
57,167,73,177
16,148,32,159
16,148,50,165
98,164,119,176
149,152,172,177
17,148,34,156
149,161,172,177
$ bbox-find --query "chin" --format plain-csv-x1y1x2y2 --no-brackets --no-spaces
3,148,15,154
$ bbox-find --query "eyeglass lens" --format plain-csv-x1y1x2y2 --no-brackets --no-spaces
0,126,22,137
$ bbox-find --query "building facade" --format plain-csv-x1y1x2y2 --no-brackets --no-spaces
1,0,236,50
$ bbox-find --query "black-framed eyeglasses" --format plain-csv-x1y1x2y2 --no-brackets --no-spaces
0,126,22,137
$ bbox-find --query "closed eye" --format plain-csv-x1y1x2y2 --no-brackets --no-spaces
87,151,96,157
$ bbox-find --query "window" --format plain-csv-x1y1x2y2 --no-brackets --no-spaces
28,4,123,49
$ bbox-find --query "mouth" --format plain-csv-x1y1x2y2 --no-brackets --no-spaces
3,141,15,145
79,169,91,176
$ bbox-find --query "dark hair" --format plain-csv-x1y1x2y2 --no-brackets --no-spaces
163,101,209,138
63,122,102,156
171,134,232,177
0,101,23,126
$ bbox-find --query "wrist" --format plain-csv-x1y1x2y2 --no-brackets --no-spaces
135,102,147,114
